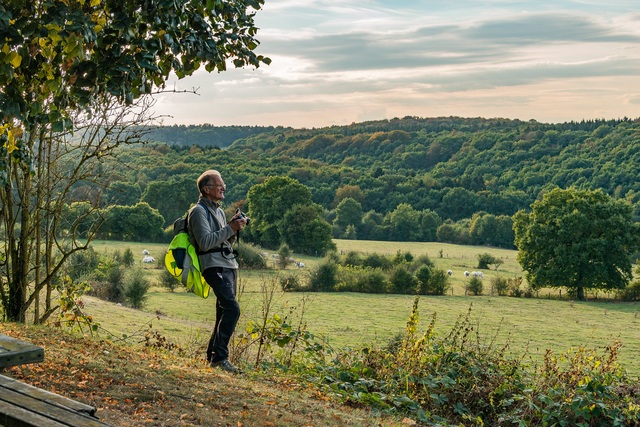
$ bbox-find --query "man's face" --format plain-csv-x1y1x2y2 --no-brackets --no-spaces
204,175,226,202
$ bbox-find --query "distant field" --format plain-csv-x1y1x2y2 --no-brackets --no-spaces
87,239,640,378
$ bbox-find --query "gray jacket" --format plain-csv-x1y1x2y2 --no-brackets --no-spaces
187,197,239,270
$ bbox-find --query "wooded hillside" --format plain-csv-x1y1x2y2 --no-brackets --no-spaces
91,116,640,247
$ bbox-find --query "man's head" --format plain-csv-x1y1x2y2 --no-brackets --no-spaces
197,170,226,202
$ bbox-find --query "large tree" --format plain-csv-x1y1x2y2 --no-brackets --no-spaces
246,176,334,254
513,187,639,301
0,0,269,322
246,176,313,247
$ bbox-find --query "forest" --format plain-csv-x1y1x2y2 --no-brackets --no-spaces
86,116,640,250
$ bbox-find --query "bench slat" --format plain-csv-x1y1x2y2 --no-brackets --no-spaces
0,381,111,427
0,375,96,417
0,335,44,368
0,399,71,427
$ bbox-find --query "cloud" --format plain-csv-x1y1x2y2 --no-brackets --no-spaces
152,1,640,127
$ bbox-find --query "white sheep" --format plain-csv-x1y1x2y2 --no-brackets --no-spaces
464,271,470,277
471,271,484,278
142,249,150,255
447,270,453,276
142,256,155,263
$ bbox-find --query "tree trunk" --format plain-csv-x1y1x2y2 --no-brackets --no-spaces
577,286,586,301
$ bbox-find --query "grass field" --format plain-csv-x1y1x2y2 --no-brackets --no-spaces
88,239,640,378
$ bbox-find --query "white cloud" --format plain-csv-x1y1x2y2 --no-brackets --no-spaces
152,1,640,127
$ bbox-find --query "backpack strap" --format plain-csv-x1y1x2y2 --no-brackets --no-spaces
196,246,238,257
190,202,238,259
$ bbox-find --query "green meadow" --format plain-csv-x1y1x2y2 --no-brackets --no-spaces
88,239,640,378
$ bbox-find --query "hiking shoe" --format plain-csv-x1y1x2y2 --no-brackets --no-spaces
211,359,242,374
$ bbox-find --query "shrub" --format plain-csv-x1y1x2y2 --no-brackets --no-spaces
277,243,293,269
323,250,341,264
334,265,389,294
308,260,337,292
159,268,179,292
342,250,362,267
388,264,416,294
361,253,393,270
619,281,640,301
477,252,497,269
467,276,483,295
419,268,450,296
354,268,388,294
392,250,414,265
67,248,100,281
491,276,509,296
104,263,125,302
279,274,302,292
124,269,150,309
508,276,524,297
122,248,135,267
237,243,268,269
414,265,432,295
410,254,434,272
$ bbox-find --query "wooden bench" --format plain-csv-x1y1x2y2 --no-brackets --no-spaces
0,334,112,427
0,334,44,368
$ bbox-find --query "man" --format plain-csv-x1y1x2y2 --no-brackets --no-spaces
188,170,247,373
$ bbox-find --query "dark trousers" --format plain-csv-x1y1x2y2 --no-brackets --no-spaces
203,267,240,363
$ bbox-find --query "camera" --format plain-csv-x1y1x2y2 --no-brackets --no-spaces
235,209,250,225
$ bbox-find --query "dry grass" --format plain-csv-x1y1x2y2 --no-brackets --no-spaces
0,322,404,427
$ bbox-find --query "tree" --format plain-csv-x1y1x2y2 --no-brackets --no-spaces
142,175,197,226
0,1,269,142
333,197,363,235
246,176,313,248
469,212,515,248
333,185,365,206
280,204,335,256
420,209,442,242
1,99,151,323
104,182,142,206
0,0,269,322
513,188,639,301
100,202,166,242
386,203,422,242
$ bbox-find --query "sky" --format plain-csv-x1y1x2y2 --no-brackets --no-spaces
152,0,640,129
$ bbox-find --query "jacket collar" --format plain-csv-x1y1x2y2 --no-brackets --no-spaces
198,196,220,210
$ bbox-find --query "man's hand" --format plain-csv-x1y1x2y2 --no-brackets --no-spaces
229,214,247,232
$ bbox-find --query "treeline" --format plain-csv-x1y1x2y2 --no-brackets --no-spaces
82,116,640,248
141,124,280,148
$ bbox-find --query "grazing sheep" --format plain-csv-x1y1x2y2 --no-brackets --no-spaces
142,249,150,255
447,270,453,276
464,271,470,277
295,261,305,268
142,256,155,263
471,271,485,278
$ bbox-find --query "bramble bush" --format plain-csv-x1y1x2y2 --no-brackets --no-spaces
244,297,640,426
